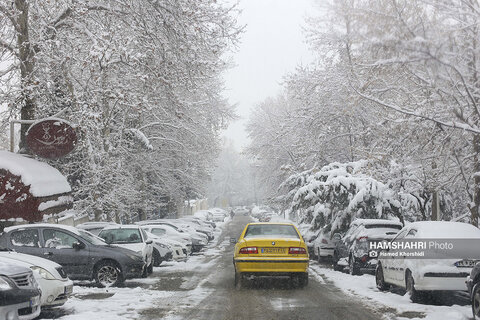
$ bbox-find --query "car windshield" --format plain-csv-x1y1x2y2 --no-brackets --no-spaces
78,229,107,246
244,224,299,239
99,229,142,244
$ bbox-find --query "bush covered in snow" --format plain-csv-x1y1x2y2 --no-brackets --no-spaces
283,161,403,234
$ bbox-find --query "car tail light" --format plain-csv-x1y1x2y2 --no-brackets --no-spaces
321,239,328,244
239,247,258,254
361,255,368,263
358,236,368,242
289,247,307,254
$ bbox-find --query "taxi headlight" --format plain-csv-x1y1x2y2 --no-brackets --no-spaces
0,277,12,291
31,266,56,280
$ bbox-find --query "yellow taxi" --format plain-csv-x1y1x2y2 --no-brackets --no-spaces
233,222,309,287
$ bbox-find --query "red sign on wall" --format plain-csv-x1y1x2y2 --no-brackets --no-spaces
26,119,77,159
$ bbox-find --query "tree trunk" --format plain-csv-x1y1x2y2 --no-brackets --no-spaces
472,134,480,226
15,0,36,153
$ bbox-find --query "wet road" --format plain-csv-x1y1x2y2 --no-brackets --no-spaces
138,215,386,320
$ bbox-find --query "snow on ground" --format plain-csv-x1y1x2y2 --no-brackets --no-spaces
309,264,471,320
60,284,174,320
51,218,231,319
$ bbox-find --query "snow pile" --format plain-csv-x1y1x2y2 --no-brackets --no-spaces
310,264,471,320
282,160,401,234
0,150,71,197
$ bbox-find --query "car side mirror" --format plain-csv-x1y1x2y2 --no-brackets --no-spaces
230,237,237,244
72,241,85,250
146,240,153,245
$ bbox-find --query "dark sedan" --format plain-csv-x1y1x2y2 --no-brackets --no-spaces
0,261,41,320
0,224,146,287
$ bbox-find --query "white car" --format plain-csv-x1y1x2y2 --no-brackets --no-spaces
376,221,480,302
98,225,154,275
0,251,73,307
142,231,175,265
145,232,188,262
312,230,335,261
142,224,193,255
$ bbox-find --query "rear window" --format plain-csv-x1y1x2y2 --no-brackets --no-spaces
244,224,299,239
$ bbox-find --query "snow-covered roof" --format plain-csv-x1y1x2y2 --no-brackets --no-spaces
409,221,480,238
4,223,81,235
0,150,71,197
102,224,141,231
351,218,402,226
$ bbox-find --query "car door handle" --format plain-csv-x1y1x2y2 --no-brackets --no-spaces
43,252,53,256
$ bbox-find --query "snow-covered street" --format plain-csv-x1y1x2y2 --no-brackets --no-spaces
32,215,475,320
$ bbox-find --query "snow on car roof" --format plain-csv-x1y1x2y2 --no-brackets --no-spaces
4,223,81,235
101,224,141,230
351,218,402,226
0,150,71,197
408,221,480,238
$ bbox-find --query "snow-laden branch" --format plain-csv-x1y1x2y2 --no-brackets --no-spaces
354,88,480,134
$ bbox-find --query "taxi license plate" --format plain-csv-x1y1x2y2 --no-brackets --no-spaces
261,248,285,254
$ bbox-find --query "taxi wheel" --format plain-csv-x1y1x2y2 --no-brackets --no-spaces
472,283,480,319
298,273,308,288
234,272,243,289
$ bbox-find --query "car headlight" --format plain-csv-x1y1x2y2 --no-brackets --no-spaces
31,266,56,280
0,277,12,291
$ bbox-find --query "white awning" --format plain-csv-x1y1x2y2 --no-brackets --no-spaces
0,150,71,197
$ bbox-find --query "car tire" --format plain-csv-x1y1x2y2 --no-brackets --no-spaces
349,255,360,275
234,272,242,289
375,263,389,291
406,270,422,302
94,260,124,288
153,249,162,267
333,252,342,271
147,260,154,274
317,249,323,263
472,282,480,319
296,273,308,288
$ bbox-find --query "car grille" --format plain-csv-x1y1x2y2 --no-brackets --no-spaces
11,273,33,287
56,266,68,279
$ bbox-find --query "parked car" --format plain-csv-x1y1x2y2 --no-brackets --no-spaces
234,207,249,216
301,228,321,259
141,224,193,255
138,220,208,251
333,219,403,274
312,229,337,261
140,231,173,266
377,221,480,302
193,210,213,222
0,261,41,320
76,221,118,236
98,225,154,275
467,262,480,319
146,232,187,262
0,224,146,287
177,218,214,241
0,249,73,307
